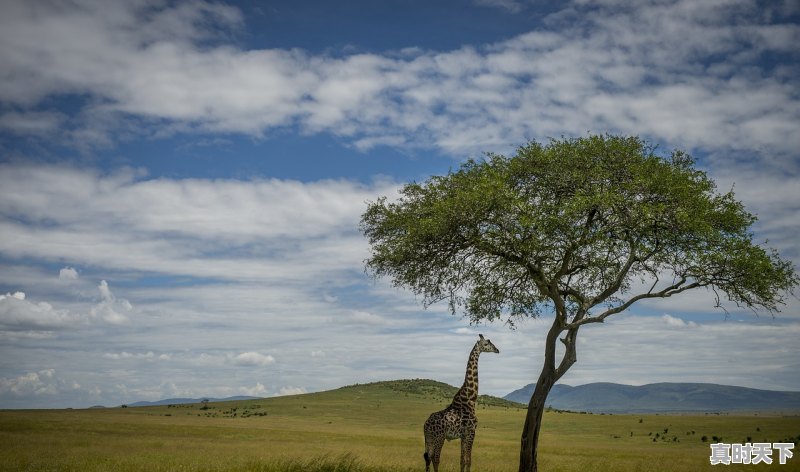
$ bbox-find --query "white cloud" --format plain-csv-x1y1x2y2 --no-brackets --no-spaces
240,382,268,397
58,267,79,280
0,369,58,396
104,352,133,360
0,291,77,330
0,0,243,105
0,280,133,333
276,386,307,397
230,352,276,367
103,351,165,361
0,292,25,301
89,280,131,325
0,0,796,157
661,314,697,328
0,163,396,285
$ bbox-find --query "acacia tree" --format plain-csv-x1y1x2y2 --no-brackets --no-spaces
359,134,797,472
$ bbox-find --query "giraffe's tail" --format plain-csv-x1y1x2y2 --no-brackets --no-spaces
423,451,431,471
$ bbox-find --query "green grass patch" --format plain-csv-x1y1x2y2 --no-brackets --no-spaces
1,380,798,471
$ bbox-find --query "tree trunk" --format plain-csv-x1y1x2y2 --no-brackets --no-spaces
518,315,577,472
518,365,556,472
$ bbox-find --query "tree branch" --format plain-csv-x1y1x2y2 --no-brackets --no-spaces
586,239,639,308
555,327,578,380
478,243,548,292
567,277,708,328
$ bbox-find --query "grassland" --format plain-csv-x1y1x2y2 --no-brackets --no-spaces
1,379,798,471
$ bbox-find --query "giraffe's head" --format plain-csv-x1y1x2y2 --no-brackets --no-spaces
477,334,499,354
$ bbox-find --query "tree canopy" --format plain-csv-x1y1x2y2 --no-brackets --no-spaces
361,135,797,328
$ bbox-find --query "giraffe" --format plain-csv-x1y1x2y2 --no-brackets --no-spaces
423,334,499,472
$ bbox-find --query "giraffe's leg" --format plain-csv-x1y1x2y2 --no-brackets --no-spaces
460,429,476,472
431,436,444,472
423,421,437,472
423,434,432,472
423,417,433,472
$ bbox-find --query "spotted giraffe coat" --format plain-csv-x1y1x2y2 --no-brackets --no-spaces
423,334,499,472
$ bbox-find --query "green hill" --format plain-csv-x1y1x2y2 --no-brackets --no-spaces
335,378,522,408
119,378,522,414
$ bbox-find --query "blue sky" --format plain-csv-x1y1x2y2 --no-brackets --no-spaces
0,0,798,408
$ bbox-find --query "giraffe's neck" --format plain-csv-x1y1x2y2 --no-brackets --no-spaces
451,343,481,411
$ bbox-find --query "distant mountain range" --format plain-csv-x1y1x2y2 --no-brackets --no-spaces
503,382,800,413
124,396,259,407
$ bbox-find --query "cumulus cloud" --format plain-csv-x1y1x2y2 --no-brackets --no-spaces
58,267,79,280
0,292,25,301
0,369,58,396
661,314,697,328
0,280,132,333
90,280,131,325
0,291,76,330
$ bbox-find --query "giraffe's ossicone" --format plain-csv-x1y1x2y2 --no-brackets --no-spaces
423,334,499,472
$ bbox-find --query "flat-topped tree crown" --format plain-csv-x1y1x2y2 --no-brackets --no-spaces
360,134,797,472
361,134,796,326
